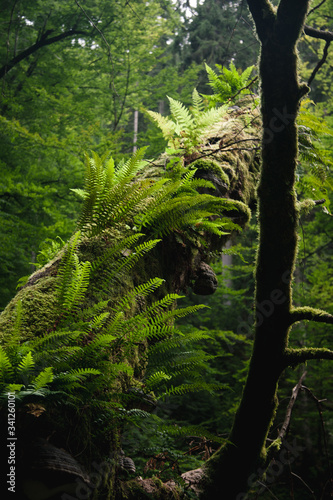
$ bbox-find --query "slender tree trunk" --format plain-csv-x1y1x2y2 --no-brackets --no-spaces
200,2,312,498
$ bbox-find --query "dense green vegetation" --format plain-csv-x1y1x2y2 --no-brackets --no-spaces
1,0,333,498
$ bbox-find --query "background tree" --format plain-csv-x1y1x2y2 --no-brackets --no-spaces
0,0,198,308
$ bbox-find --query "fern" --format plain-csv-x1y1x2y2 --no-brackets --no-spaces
72,148,150,235
17,351,35,379
144,371,172,389
162,381,228,399
203,62,256,106
0,347,13,381
31,367,54,391
146,91,228,153
297,99,333,212
54,368,101,391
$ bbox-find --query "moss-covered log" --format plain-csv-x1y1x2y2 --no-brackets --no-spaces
0,103,260,499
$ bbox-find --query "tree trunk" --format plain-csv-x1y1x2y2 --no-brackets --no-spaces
198,1,316,498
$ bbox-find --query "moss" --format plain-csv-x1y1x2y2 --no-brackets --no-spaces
0,276,59,343
296,198,316,215
122,477,182,500
191,158,230,186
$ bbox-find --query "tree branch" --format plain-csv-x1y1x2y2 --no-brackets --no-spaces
274,0,311,46
0,29,88,80
289,306,333,326
304,25,333,41
308,39,331,85
246,0,276,41
307,0,328,17
278,371,307,440
308,40,331,85
284,347,333,368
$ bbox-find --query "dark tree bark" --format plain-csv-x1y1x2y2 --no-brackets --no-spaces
197,1,333,498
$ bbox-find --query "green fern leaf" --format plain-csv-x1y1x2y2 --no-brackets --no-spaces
167,96,194,133
191,88,205,116
145,110,177,143
32,367,54,390
144,371,172,389
17,351,35,377
0,347,13,380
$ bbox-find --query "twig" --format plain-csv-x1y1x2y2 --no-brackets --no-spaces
74,0,119,101
290,472,316,498
308,40,331,86
307,0,328,17
278,371,307,440
229,76,259,101
302,385,333,488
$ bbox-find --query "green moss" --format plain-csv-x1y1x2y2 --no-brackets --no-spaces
122,477,182,500
191,158,230,186
0,276,59,343
296,198,316,215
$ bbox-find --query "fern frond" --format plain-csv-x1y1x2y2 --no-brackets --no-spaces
114,147,148,185
144,371,172,389
4,384,24,393
191,88,205,116
107,239,161,281
205,63,231,99
17,351,35,378
159,422,225,443
112,277,165,314
86,312,110,332
56,231,81,305
61,258,92,312
167,96,194,133
85,334,116,351
148,331,212,357
54,368,100,390
91,233,144,272
0,347,13,380
145,110,177,142
195,218,230,237
30,330,83,351
31,367,54,390
195,105,228,132
162,381,228,399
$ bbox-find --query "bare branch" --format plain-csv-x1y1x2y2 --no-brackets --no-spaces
278,371,307,440
308,39,331,86
0,30,87,80
307,0,328,17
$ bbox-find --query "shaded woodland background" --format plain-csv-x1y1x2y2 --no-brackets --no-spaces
1,0,333,498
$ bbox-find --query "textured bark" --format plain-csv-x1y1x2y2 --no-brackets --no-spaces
199,1,313,498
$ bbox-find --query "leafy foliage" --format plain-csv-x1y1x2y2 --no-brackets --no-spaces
146,89,229,153
71,149,240,245
0,145,233,462
297,100,333,212
203,63,256,107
